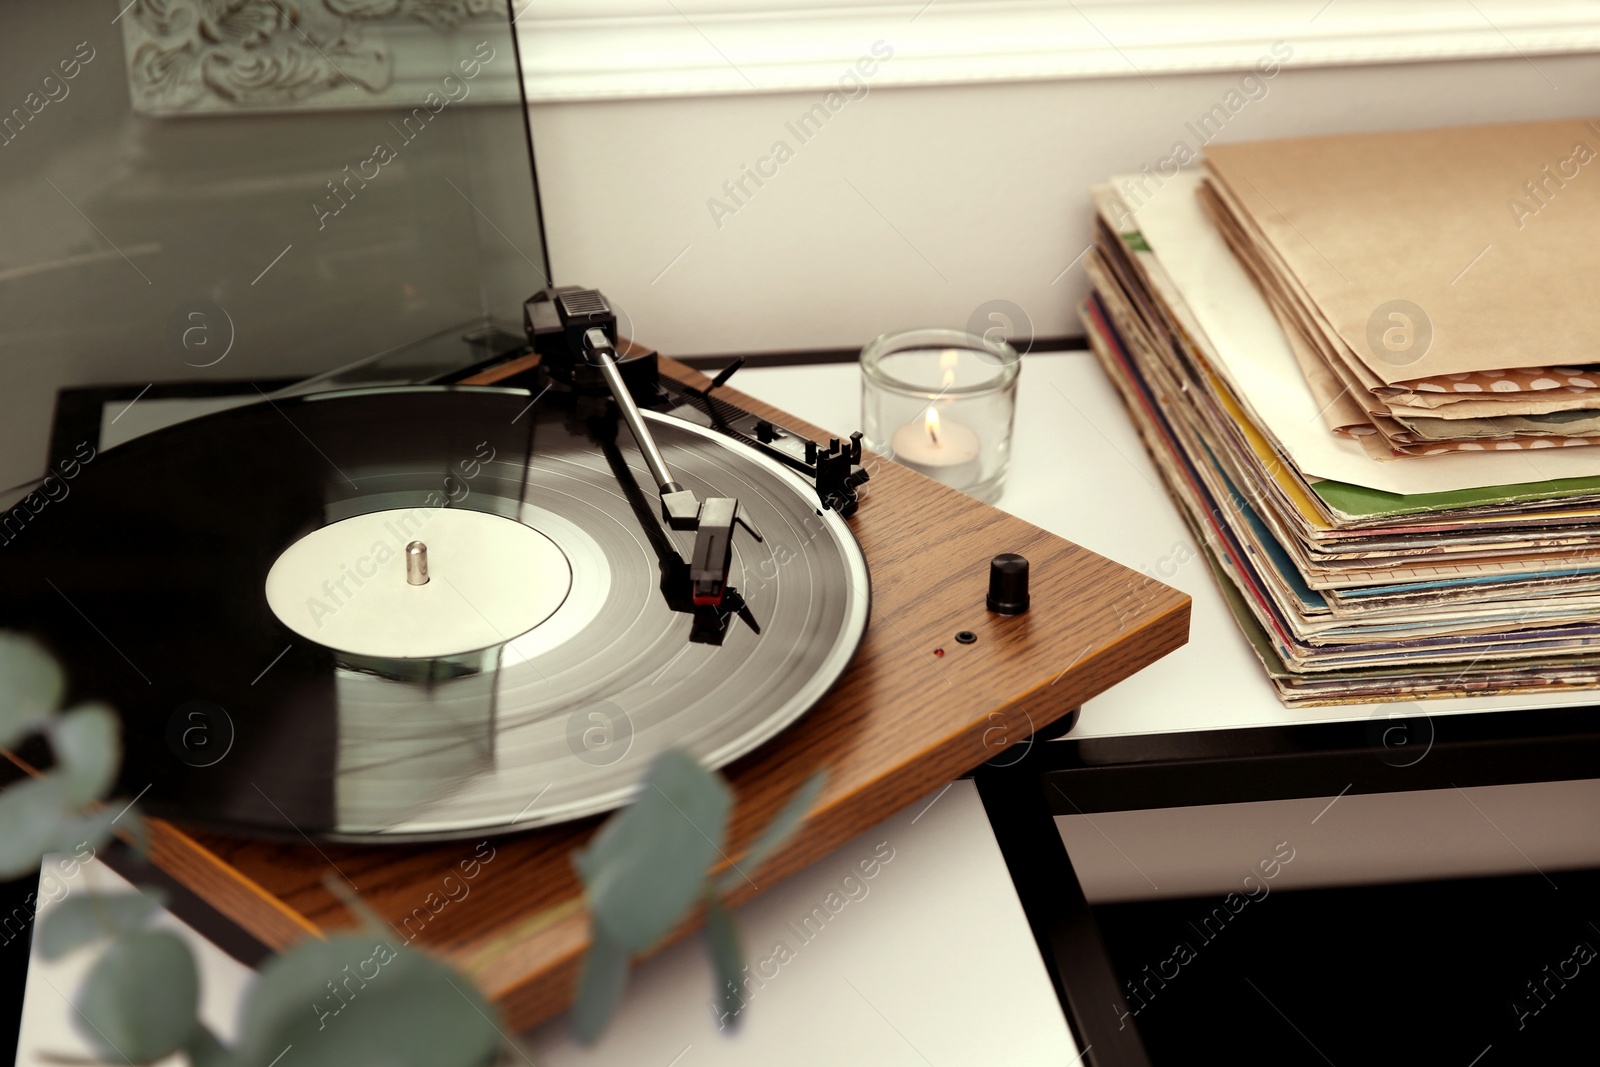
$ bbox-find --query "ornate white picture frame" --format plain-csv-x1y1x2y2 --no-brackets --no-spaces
118,0,518,114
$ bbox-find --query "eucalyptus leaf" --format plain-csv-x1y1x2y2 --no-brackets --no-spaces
716,769,826,895
0,775,69,880
233,935,500,1067
0,633,63,746
0,779,124,881
54,807,122,860
39,888,166,960
704,896,744,1029
571,927,629,1047
50,703,120,806
185,1024,232,1067
75,929,199,1063
575,749,731,953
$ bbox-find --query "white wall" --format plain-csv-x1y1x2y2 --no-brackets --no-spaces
527,52,1600,358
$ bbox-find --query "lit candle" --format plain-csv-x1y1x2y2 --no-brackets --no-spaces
890,406,981,487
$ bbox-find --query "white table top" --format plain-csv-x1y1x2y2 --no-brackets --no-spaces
734,352,1600,739
20,783,1078,1065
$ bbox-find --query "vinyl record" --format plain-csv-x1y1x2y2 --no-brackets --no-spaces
1,386,869,841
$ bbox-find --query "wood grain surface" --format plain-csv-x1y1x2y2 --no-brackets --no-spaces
144,357,1190,1030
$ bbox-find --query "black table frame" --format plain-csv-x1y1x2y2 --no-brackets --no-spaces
974,703,1600,1067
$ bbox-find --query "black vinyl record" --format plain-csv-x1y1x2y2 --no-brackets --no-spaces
1,387,868,842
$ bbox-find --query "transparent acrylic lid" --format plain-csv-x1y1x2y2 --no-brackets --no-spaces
0,3,547,488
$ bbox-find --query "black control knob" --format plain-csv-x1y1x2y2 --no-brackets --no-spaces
986,553,1030,615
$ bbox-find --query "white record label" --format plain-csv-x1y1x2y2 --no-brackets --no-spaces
265,507,572,659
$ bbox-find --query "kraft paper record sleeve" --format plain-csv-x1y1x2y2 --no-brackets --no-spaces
1202,119,1600,386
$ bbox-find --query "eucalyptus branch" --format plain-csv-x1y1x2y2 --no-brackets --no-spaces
8,632,827,1062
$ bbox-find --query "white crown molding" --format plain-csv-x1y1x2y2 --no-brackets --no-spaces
512,0,1600,102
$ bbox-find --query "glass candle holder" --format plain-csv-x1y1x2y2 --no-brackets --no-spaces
860,329,1021,503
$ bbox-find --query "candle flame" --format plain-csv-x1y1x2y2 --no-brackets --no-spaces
924,406,941,446
939,350,959,390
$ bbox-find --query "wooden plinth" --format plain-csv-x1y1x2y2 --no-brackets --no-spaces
140,358,1190,1030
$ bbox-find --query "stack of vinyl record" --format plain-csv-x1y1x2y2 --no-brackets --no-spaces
1082,119,1600,706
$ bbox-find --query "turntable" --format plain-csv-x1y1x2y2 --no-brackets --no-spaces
2,285,1188,1027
